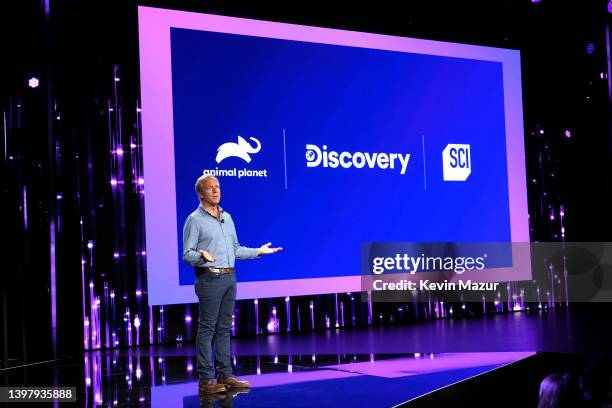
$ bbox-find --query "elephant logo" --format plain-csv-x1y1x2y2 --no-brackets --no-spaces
215,136,262,164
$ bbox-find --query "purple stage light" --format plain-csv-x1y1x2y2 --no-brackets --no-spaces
28,77,39,88
609,1,612,14
266,320,275,332
138,177,145,185
113,252,120,258
564,130,572,138
116,148,124,156
184,315,192,322
87,241,94,249
531,0,541,3
586,43,595,54
110,178,118,186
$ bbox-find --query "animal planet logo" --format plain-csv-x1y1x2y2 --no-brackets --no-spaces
442,144,471,181
216,136,262,164
203,136,269,179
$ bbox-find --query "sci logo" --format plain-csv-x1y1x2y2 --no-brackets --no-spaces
442,144,471,181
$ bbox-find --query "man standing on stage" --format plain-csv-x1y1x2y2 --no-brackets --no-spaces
183,175,282,394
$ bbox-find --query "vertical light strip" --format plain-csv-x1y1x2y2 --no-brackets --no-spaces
44,0,57,358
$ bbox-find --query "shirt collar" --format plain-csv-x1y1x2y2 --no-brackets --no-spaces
199,204,224,216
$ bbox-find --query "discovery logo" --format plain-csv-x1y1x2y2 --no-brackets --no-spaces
442,144,471,181
305,144,410,175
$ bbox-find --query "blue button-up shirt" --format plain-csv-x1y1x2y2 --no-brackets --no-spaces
182,205,259,268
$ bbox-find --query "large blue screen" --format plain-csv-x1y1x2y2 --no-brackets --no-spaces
170,28,511,285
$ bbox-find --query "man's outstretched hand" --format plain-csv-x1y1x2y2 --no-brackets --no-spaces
200,250,217,263
257,242,283,256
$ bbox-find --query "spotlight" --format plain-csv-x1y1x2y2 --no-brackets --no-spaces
608,0,612,14
27,77,39,88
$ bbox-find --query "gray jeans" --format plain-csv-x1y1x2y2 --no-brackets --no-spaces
194,271,236,380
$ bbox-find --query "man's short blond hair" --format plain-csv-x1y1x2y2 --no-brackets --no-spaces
195,175,219,195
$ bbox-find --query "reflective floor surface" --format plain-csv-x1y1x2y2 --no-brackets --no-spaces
2,350,534,407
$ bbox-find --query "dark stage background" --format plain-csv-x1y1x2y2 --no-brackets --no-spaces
2,0,611,367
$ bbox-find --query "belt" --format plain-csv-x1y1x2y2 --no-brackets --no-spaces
196,266,235,275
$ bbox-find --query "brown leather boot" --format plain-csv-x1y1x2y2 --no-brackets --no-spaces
199,379,227,394
217,376,251,388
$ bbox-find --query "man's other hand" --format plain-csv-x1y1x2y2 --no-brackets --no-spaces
257,242,283,255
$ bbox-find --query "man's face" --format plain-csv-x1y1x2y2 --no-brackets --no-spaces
200,178,221,206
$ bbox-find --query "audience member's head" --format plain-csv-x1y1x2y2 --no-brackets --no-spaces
538,373,580,408
579,354,612,406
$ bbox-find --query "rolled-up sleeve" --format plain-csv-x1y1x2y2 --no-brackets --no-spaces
182,216,204,266
232,230,259,260
234,241,259,260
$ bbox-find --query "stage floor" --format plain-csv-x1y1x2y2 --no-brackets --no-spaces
2,307,612,407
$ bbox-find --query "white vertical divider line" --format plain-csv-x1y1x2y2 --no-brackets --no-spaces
283,128,288,190
422,134,427,191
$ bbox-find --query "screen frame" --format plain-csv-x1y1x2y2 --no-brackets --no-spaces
138,6,529,305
